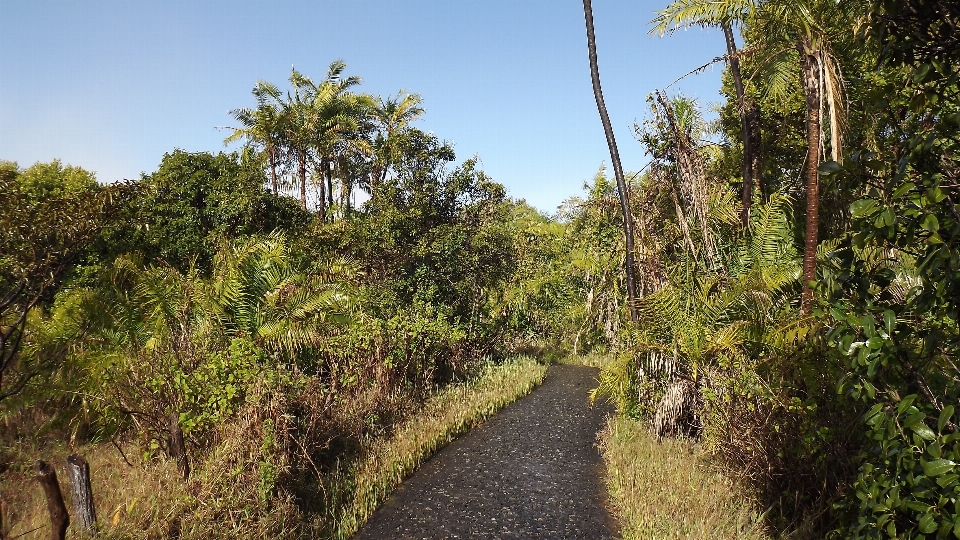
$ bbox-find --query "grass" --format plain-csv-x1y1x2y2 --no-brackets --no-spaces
1,356,546,539
600,415,770,540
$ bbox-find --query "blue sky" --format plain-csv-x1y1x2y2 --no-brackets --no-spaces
0,0,727,213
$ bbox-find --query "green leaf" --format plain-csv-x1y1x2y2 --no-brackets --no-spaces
919,513,938,534
924,459,956,477
818,160,842,176
941,406,955,433
915,423,938,441
906,411,928,429
892,182,916,198
866,403,885,425
851,198,879,218
922,213,940,232
899,395,918,415
884,310,896,336
937,473,958,488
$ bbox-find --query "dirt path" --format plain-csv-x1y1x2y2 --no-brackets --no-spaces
353,364,616,539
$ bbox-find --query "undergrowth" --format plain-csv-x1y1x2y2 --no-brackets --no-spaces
1,356,546,539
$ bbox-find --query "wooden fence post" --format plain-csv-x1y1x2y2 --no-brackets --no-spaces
169,412,189,480
34,460,69,540
66,454,97,536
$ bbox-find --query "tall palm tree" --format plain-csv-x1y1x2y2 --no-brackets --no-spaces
652,4,762,226
583,0,640,322
290,61,371,221
651,0,852,313
225,81,286,195
282,77,315,211
371,91,425,196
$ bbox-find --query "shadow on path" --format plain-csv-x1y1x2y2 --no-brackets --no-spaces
353,364,616,539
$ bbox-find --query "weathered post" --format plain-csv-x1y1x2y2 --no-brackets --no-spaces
34,460,69,540
66,454,97,536
1,496,7,540
169,412,189,480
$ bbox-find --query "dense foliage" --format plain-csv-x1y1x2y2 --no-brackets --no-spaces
3,2,959,537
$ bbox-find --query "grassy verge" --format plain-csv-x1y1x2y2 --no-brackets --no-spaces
2,356,546,539
600,415,770,540
333,355,546,538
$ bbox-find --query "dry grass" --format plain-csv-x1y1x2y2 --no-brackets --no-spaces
0,356,546,539
1,439,191,540
600,415,770,540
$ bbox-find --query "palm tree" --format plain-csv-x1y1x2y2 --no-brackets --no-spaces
290,61,371,220
225,81,286,195
583,0,640,322
593,194,806,436
651,0,852,313
652,5,763,226
371,91,425,196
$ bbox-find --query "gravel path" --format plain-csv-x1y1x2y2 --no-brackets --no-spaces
353,364,616,539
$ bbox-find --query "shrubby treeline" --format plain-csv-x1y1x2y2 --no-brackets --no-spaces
0,65,553,537
579,0,960,538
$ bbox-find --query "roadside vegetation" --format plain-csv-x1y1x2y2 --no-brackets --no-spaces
587,1,960,538
601,415,768,540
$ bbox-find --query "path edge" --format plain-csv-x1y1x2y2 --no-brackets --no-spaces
335,356,548,539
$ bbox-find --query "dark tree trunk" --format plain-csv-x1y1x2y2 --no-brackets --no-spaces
66,454,97,536
748,104,764,201
1,496,8,540
169,412,190,481
35,460,69,540
298,151,308,211
799,43,822,314
317,157,327,222
268,147,278,196
583,0,639,322
723,21,756,227
326,160,335,222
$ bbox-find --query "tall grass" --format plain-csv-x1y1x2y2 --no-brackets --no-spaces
600,415,770,540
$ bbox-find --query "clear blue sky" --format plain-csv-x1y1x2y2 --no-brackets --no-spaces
1,0,726,213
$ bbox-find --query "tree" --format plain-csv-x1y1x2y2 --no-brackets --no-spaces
583,0,640,322
370,91,425,196
225,81,287,195
822,2,960,535
0,163,129,402
651,6,764,226
652,0,855,312
107,150,310,274
289,61,372,220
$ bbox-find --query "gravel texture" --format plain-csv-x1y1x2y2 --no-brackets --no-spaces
353,364,616,539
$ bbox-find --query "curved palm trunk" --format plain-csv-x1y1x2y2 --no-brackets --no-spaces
583,0,639,322
799,42,822,314
723,21,762,226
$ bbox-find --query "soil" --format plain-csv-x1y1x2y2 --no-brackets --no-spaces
353,364,617,539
